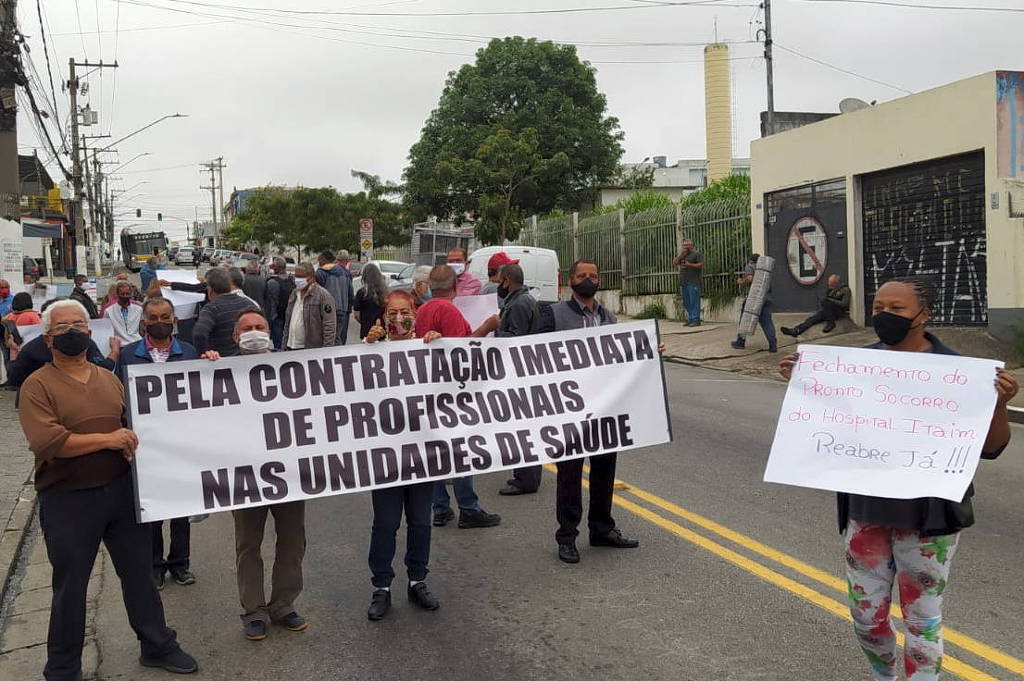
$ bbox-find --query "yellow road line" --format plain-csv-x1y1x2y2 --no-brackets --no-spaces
616,478,1024,677
543,465,1005,681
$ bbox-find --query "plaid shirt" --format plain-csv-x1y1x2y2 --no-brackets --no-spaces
144,336,172,363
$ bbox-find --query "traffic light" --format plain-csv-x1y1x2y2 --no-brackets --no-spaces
157,213,163,221
136,209,141,218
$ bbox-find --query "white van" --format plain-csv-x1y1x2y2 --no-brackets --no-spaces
176,247,196,266
467,246,560,302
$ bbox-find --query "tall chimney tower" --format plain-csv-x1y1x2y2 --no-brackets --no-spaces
704,43,733,184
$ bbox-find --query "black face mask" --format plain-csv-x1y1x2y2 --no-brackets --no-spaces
872,310,923,346
52,329,90,357
571,279,599,300
146,322,174,340
496,284,510,299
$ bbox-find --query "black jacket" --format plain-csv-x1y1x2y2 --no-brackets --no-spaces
70,287,99,319
7,336,114,388
496,287,539,337
192,293,256,356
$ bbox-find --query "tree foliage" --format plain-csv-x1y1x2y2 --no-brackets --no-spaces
404,36,623,242
681,174,751,208
224,173,410,255
591,188,675,217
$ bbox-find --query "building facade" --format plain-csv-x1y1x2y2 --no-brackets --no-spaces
750,71,1024,340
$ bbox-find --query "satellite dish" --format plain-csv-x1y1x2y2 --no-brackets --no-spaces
839,97,870,114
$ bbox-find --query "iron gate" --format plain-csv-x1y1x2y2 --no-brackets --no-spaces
861,151,987,325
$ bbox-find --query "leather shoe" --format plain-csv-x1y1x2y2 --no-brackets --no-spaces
558,542,580,564
367,589,391,621
590,528,639,548
432,508,455,527
730,339,745,350
498,484,534,496
823,321,836,333
458,508,501,528
780,326,799,337
407,582,440,610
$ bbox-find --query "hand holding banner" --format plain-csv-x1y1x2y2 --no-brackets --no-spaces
764,344,1002,502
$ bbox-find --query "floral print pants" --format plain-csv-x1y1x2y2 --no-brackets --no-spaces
844,521,960,681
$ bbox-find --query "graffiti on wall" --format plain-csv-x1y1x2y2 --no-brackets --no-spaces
997,71,1024,178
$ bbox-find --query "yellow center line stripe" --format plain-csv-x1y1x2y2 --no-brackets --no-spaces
544,465,1005,681
615,476,1024,677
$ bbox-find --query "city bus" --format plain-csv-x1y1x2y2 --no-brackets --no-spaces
120,229,168,272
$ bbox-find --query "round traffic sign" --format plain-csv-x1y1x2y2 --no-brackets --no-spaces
786,216,828,285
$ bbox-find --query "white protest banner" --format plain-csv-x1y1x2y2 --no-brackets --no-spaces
18,318,115,352
157,269,205,319
126,320,671,521
453,293,499,334
763,344,1002,502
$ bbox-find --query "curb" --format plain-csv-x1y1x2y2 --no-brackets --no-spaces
1010,406,1024,425
0,481,38,609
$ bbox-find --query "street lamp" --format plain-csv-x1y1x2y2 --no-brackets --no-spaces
97,114,189,153
108,152,152,175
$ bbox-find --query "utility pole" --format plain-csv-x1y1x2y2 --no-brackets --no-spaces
0,0,20,221
68,59,117,272
762,0,775,136
199,157,225,246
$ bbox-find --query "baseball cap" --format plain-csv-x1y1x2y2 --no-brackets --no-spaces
487,252,520,270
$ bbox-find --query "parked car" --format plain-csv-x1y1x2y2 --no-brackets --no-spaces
390,263,417,292
352,260,411,293
167,246,180,262
209,249,233,265
201,247,216,263
175,246,197,266
234,253,259,270
467,246,560,301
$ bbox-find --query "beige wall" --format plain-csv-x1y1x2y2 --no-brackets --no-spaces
750,72,1023,331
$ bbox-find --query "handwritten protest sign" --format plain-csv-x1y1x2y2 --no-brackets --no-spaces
126,320,671,521
764,344,1002,502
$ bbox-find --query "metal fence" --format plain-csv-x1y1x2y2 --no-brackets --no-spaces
512,198,751,304
373,245,412,263
410,223,479,266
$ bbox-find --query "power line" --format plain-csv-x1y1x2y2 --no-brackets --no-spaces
109,0,122,135
794,0,1024,12
49,19,230,35
73,0,89,58
775,43,912,93
34,0,61,130
156,0,756,17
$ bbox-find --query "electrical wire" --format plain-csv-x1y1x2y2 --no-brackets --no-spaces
109,0,122,135
793,0,1023,12
34,0,62,131
73,0,89,59
775,43,912,93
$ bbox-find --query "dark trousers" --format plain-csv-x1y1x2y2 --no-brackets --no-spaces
511,465,543,493
555,453,618,544
151,518,190,571
39,475,178,681
368,482,434,588
232,501,305,623
336,311,350,345
796,302,844,333
270,317,285,350
738,299,778,349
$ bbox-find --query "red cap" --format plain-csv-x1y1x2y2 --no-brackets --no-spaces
487,252,519,270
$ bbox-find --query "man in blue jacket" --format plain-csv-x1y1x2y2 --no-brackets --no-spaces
139,256,166,293
115,296,199,590
316,250,353,345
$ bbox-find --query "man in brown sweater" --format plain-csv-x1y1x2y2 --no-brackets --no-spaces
18,299,198,680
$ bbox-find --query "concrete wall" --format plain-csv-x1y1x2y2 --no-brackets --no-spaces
750,72,1024,339
593,289,740,324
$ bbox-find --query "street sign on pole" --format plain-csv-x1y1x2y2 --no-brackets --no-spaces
359,218,374,261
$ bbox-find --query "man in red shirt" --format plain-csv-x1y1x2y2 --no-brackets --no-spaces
414,265,500,530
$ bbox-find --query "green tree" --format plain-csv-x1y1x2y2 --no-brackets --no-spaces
404,36,623,241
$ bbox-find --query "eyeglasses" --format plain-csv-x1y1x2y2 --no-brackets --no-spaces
50,322,89,334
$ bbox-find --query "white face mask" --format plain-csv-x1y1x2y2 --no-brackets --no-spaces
449,263,466,276
238,330,272,354
294,277,309,291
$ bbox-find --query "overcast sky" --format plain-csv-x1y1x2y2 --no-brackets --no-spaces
15,0,1024,243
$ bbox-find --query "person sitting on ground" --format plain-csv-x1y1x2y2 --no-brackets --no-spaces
201,308,309,642
114,297,199,591
781,274,851,337
362,290,443,621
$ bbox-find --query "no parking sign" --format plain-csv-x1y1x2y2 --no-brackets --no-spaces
786,216,828,285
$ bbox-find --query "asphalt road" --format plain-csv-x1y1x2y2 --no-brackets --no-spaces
93,337,1024,681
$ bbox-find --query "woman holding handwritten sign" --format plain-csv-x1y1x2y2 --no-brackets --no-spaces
780,277,1017,681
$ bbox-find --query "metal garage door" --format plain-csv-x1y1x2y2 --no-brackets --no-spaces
861,151,986,325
